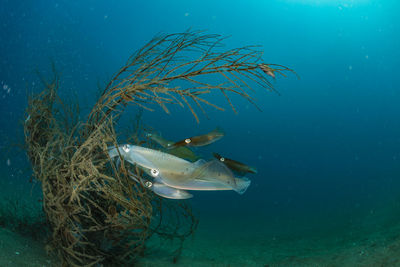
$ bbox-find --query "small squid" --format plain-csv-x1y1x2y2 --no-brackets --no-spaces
213,152,257,175
167,127,224,149
146,132,200,162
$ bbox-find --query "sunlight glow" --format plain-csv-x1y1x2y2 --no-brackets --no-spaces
284,0,370,6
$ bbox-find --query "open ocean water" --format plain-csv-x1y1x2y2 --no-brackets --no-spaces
1,0,400,266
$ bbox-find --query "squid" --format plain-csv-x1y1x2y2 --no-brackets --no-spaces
108,144,250,199
129,171,193,200
167,127,224,149
213,152,257,175
146,132,200,162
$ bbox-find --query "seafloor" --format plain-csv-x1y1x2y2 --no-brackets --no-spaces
1,170,400,266
1,203,400,266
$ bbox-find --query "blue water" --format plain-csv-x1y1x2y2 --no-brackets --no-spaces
1,0,400,264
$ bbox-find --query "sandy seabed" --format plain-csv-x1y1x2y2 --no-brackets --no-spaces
137,218,400,267
0,228,54,267
1,218,400,267
1,177,400,266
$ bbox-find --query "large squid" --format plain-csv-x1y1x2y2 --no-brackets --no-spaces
108,144,250,199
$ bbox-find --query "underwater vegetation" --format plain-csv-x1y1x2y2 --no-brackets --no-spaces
23,30,294,266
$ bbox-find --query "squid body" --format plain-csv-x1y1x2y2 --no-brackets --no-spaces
108,144,250,199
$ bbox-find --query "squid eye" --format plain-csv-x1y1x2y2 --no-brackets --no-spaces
122,144,130,152
185,138,191,144
144,181,153,188
150,168,159,177
220,157,225,162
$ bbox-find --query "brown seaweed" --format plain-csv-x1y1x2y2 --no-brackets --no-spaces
23,30,294,266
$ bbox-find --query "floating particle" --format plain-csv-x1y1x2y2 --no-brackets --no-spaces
1,83,10,94
6,158,11,166
348,65,353,70
184,12,189,17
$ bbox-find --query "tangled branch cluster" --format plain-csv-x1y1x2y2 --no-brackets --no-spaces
24,31,294,266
